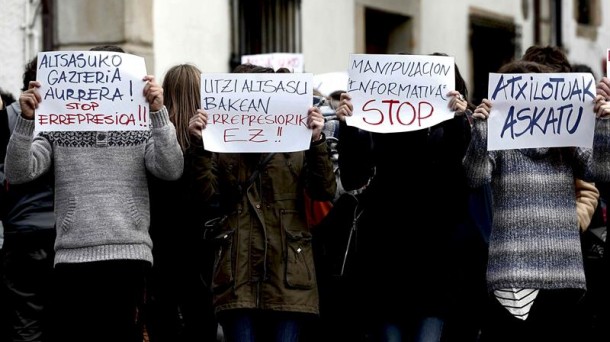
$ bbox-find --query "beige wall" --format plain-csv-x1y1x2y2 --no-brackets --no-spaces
563,0,610,79
301,0,355,73
420,0,534,94
55,0,155,73
0,1,42,97
153,0,231,81
301,0,533,90
3,0,610,100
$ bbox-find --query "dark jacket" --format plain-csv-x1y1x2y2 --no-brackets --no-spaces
1,102,55,246
193,139,336,315
147,144,214,272
146,144,219,341
338,116,471,319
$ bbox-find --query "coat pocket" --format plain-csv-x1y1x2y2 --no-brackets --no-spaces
282,210,315,289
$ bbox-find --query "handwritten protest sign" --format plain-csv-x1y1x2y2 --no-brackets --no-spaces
201,72,313,153
241,53,304,73
345,54,455,133
487,72,596,151
35,51,148,132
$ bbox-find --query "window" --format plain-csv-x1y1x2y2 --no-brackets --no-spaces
230,0,301,70
577,0,593,25
574,0,600,40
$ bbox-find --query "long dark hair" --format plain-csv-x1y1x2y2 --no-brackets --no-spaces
431,52,475,112
162,64,202,152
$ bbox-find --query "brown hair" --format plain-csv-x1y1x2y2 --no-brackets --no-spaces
430,52,475,111
162,64,202,151
22,56,37,92
498,60,553,74
90,45,125,53
232,63,290,74
521,45,571,72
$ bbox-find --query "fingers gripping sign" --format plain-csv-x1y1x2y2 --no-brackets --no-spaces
335,92,353,122
143,75,164,112
189,109,209,142
19,81,43,120
308,106,324,141
447,90,467,115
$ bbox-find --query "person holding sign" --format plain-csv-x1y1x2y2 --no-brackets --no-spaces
522,45,607,340
521,45,601,235
4,48,184,342
335,54,472,342
0,57,56,342
145,63,219,342
187,64,336,342
464,60,610,342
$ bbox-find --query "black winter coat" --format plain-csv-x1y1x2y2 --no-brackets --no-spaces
338,116,471,320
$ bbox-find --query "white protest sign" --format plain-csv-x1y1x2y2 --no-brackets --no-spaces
487,72,596,151
346,53,455,133
241,53,304,73
201,72,313,153
35,51,148,132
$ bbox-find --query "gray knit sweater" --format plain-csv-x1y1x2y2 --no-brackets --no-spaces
4,107,183,265
464,118,610,292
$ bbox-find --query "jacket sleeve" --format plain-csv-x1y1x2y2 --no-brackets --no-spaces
588,118,610,182
185,141,217,205
0,108,8,219
437,115,472,177
0,108,8,165
463,119,495,188
4,116,53,184
145,106,184,181
337,122,375,191
574,178,599,232
304,135,337,201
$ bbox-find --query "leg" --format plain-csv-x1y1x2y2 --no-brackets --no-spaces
527,289,583,342
3,238,54,342
49,260,148,342
414,317,444,342
479,294,529,342
218,309,255,342
272,312,302,342
379,322,402,342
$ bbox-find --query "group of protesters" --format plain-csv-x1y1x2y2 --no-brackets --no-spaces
1,43,610,342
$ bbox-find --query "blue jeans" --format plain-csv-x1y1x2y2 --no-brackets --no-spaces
380,316,444,342
219,309,303,342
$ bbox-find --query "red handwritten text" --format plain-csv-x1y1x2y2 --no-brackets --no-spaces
361,99,434,127
38,113,136,126
211,113,306,127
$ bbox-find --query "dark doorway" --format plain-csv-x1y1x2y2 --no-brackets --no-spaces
365,7,411,54
469,15,519,105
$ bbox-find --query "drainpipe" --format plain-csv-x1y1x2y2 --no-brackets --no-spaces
555,0,563,47
533,0,540,44
22,0,42,64
23,0,31,63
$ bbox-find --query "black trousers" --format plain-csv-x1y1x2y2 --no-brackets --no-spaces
1,232,55,342
48,259,149,342
479,289,583,342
